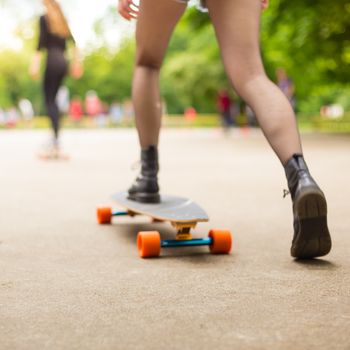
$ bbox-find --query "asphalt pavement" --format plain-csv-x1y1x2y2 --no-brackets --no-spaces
1,128,349,350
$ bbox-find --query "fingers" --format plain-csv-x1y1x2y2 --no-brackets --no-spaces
118,0,139,21
30,72,40,81
29,67,39,81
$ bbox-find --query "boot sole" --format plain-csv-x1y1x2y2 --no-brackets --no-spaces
128,192,161,204
291,190,332,259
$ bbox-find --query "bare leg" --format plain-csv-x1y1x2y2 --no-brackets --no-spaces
127,0,186,203
207,0,302,165
133,0,187,148
206,0,331,259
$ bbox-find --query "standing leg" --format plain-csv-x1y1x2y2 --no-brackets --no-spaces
128,0,187,203
207,0,301,165
44,69,61,141
43,54,67,143
133,0,186,148
207,0,331,258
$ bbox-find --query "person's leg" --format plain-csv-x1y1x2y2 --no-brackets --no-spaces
44,70,60,141
43,56,66,143
207,0,331,258
207,0,301,164
128,0,186,203
133,0,186,148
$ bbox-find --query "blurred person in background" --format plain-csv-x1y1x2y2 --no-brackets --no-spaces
117,0,331,259
217,89,234,129
85,90,103,126
276,68,296,111
30,0,83,159
69,96,83,125
56,85,70,116
110,101,124,125
5,107,19,128
0,108,5,126
18,98,35,126
123,99,134,121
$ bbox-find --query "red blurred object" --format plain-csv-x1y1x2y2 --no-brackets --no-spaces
69,98,83,121
184,107,197,121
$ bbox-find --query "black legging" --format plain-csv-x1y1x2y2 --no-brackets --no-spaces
43,48,68,140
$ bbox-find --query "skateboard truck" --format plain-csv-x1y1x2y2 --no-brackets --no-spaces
172,222,196,241
137,229,232,258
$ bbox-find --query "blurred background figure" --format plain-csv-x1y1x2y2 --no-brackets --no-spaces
85,90,103,124
0,108,5,127
18,98,35,127
110,101,124,125
123,99,134,121
96,101,109,128
56,85,70,116
5,107,19,128
245,105,257,127
69,96,84,125
276,68,296,111
217,89,234,129
184,107,197,121
29,0,82,159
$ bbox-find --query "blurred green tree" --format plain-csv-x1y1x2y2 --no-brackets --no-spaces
0,2,349,115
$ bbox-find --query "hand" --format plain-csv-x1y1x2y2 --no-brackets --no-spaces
118,0,139,21
70,47,83,79
261,0,269,10
29,52,41,81
71,62,83,79
29,65,40,81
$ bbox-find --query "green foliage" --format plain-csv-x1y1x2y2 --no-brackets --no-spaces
66,41,135,103
0,3,349,116
162,9,227,113
261,0,350,112
0,49,41,110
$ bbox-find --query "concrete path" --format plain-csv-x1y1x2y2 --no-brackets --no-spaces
1,129,349,350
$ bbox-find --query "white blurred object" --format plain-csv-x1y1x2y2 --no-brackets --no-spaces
0,108,5,125
56,86,70,114
18,98,34,121
320,104,344,119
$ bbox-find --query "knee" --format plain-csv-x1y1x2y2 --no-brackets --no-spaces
230,68,266,99
135,48,163,71
224,54,266,97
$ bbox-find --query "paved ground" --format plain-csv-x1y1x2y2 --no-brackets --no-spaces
1,128,349,350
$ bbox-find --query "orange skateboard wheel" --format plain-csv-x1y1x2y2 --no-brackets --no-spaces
97,207,112,224
137,231,161,258
208,229,232,254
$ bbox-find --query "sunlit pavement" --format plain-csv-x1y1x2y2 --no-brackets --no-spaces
1,128,349,350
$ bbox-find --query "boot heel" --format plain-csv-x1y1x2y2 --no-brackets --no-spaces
292,215,332,259
295,191,327,220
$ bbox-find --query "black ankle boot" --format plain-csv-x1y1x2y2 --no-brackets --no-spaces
128,145,160,203
284,154,331,259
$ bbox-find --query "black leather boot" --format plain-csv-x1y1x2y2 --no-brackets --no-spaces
128,145,160,203
284,154,331,259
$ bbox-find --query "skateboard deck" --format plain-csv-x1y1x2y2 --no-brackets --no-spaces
112,191,209,224
97,191,232,258
37,150,70,161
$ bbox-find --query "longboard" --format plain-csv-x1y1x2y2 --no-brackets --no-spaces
37,150,70,161
97,191,232,258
